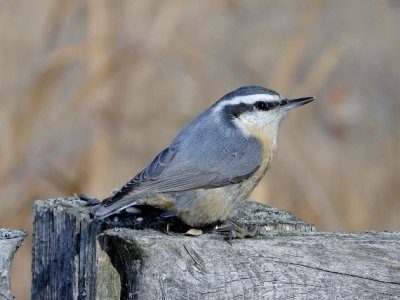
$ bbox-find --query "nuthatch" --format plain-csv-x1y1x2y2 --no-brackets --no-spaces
92,86,314,227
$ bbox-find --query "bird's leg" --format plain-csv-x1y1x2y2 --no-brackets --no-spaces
160,211,176,233
78,194,101,206
214,220,258,242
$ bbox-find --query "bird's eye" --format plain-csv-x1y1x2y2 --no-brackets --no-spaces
255,101,268,111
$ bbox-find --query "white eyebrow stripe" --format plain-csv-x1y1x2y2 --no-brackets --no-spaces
213,94,281,113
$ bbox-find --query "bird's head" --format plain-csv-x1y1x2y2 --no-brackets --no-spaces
212,86,314,138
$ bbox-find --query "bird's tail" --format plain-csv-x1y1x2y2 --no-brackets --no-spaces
91,197,138,219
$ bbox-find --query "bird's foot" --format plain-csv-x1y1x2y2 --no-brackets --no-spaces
215,220,258,243
78,194,101,206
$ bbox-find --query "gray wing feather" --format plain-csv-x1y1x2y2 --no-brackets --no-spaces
98,115,262,210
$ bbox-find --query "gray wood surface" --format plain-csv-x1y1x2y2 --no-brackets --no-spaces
98,229,400,300
32,197,400,300
0,228,27,300
32,198,102,300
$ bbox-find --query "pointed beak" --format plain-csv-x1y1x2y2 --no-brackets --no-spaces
282,96,315,110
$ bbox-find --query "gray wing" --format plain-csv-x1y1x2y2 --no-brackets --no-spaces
93,115,263,219
99,131,262,209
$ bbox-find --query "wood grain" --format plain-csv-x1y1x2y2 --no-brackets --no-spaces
31,198,399,299
99,229,400,300
0,229,26,300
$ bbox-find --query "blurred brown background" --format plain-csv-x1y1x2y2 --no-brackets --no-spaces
1,0,399,298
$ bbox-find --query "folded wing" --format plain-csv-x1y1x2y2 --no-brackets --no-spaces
93,127,262,218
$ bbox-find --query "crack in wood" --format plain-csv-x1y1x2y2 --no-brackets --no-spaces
182,244,207,273
267,258,400,286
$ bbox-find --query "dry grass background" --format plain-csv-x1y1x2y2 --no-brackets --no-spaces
1,0,399,298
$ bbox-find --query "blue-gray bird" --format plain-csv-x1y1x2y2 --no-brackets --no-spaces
92,86,314,227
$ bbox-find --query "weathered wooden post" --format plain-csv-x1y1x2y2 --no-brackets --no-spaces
32,197,400,299
0,228,26,300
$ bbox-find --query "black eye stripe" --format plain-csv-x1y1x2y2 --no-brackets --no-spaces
254,101,288,110
224,99,283,120
268,101,281,108
255,101,282,110
224,103,254,118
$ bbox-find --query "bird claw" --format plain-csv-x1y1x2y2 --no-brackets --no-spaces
215,220,258,243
